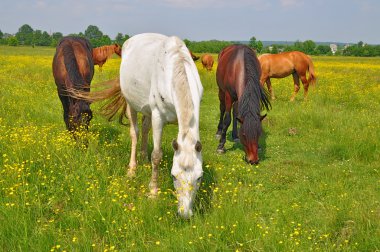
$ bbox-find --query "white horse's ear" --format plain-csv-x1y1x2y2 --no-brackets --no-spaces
195,141,202,152
172,139,179,151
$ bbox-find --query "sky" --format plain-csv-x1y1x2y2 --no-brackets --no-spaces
1,0,380,44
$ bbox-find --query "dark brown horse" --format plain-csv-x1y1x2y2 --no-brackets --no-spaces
201,54,214,71
259,51,316,101
216,45,271,164
52,36,94,133
92,44,122,70
188,49,199,61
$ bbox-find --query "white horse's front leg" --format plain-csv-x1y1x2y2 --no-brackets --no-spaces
149,110,163,197
126,105,138,177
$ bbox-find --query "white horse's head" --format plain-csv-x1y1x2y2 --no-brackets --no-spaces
171,138,203,219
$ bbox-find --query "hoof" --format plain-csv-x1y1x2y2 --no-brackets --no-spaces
233,138,240,143
127,168,136,178
215,134,221,139
216,148,226,154
148,189,158,198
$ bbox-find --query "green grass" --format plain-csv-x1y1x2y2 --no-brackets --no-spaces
0,46,379,251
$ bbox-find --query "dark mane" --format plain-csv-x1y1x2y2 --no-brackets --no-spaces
238,46,271,141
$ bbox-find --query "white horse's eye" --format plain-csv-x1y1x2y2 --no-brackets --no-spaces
196,176,202,182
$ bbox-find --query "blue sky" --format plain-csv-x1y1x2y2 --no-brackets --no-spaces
1,0,379,44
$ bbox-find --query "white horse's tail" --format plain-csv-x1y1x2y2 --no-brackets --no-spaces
68,78,128,125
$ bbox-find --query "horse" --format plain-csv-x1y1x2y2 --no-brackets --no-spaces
82,33,204,218
92,43,122,70
258,51,316,101
52,36,94,133
216,45,271,165
201,54,214,71
188,49,200,61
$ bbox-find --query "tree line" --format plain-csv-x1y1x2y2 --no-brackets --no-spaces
0,24,130,48
1,24,380,56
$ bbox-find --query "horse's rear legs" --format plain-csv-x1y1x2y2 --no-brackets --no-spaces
126,106,138,177
301,75,310,100
266,79,275,100
290,73,301,102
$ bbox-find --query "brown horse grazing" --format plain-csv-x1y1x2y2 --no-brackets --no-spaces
259,51,316,101
201,54,214,71
188,49,200,61
92,44,122,70
52,36,94,133
216,45,271,164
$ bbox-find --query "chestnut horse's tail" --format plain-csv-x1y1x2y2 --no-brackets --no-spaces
68,78,128,125
307,56,317,86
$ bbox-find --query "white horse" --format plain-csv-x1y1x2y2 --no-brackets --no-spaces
117,33,204,218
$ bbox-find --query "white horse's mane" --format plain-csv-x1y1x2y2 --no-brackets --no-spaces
170,38,195,141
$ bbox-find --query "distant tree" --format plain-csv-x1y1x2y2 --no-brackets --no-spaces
39,31,52,46
85,25,103,46
249,36,263,53
271,45,279,54
98,35,112,47
115,32,129,46
0,29,3,39
7,36,19,46
33,30,42,46
16,24,34,45
183,39,191,48
302,40,316,54
315,45,331,55
51,32,63,47
357,41,364,47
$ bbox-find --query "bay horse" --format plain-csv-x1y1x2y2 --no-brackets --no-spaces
216,45,271,165
92,43,122,70
83,33,204,218
201,54,214,71
258,51,316,101
52,36,94,133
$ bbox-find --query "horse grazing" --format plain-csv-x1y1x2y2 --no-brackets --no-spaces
52,36,94,133
88,33,204,218
92,43,122,70
216,45,271,165
188,49,200,61
258,51,316,101
201,54,214,71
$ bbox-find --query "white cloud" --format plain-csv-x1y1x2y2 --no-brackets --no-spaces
156,0,270,9
279,0,303,8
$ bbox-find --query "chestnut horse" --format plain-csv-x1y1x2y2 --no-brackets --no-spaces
52,36,94,133
216,45,271,164
259,51,316,101
92,44,122,70
201,54,214,71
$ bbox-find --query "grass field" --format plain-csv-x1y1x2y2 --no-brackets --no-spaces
0,45,379,251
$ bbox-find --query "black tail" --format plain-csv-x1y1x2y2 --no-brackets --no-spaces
62,46,87,90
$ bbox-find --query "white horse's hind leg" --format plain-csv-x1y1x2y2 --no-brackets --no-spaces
149,110,163,197
126,106,138,177
140,115,151,162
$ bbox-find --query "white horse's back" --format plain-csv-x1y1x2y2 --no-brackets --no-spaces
120,33,202,123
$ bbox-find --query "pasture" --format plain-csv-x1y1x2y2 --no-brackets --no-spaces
0,45,379,251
